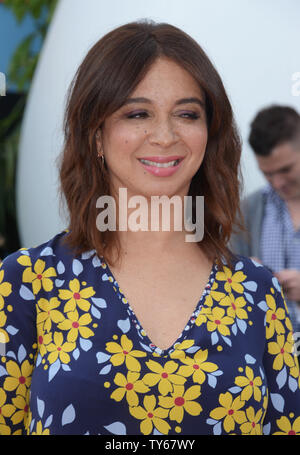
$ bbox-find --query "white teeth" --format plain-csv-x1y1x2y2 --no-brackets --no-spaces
140,159,179,167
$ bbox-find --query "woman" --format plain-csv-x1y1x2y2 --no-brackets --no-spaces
0,20,299,436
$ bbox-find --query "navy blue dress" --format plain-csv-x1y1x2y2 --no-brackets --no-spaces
0,230,299,435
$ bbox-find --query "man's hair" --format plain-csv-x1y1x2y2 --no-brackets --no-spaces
249,105,300,156
58,20,243,267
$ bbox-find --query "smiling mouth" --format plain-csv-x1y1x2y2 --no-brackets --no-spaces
139,159,181,168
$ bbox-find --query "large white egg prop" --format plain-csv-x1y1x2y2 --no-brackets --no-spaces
17,0,300,247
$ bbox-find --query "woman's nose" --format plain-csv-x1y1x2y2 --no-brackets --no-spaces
148,118,178,147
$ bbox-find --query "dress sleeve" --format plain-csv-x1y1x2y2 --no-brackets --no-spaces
262,284,300,435
0,249,38,435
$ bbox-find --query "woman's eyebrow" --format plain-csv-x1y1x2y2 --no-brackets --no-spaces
123,97,205,107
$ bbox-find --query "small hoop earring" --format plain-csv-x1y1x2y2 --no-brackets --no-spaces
97,151,105,169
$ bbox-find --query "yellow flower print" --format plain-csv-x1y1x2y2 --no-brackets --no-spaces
265,294,286,339
106,334,146,371
234,366,262,402
274,416,300,435
57,309,94,342
46,332,75,364
177,349,218,384
37,330,52,358
130,395,170,435
0,388,15,425
209,392,246,433
240,406,263,435
36,297,65,333
216,266,246,294
268,333,295,370
31,420,50,435
194,307,210,328
169,339,194,360
158,384,202,423
0,310,9,344
204,281,226,307
206,307,234,336
21,258,57,295
11,392,30,426
3,359,32,396
219,293,248,320
143,360,186,396
58,278,95,312
110,371,149,406
0,269,12,310
0,423,12,435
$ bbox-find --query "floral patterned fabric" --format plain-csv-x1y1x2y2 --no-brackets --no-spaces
0,230,299,435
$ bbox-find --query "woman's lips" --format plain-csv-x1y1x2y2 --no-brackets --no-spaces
138,156,184,177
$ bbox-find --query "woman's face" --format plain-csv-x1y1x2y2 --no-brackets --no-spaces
98,57,208,200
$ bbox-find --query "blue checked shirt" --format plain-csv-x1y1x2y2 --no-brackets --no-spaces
261,185,300,333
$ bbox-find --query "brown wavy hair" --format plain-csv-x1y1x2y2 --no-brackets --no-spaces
58,20,243,267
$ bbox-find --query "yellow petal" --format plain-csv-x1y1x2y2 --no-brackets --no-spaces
184,385,201,401
129,406,147,420
153,417,171,435
110,387,126,402
140,418,153,435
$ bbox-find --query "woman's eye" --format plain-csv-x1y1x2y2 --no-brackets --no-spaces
178,111,200,120
126,111,149,119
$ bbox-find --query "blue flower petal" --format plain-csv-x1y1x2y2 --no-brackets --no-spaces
117,318,130,334
48,359,61,382
104,421,127,435
62,404,76,426
270,393,285,413
72,259,83,276
37,397,45,419
19,285,35,301
96,352,111,364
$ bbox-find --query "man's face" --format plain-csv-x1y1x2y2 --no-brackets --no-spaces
256,141,300,201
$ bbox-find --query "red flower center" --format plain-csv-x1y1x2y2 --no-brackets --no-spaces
72,322,79,328
280,348,285,354
227,278,232,283
231,303,236,310
174,397,185,406
271,313,277,320
126,383,133,390
73,292,81,300
123,350,129,355
37,274,43,280
57,347,62,351
228,409,234,415
38,336,43,344
0,408,2,414
24,405,29,413
252,422,256,428
161,372,168,378
214,320,221,325
147,412,154,419
193,364,200,370
249,381,254,386
288,430,296,435
19,376,26,384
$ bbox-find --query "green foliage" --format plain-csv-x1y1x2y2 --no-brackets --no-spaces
0,0,58,257
2,0,58,91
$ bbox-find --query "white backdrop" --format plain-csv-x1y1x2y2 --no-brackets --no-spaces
16,0,300,247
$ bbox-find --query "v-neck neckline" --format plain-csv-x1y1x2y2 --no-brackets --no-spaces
100,258,218,356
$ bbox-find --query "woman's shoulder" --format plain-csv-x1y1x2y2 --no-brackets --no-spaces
220,254,282,296
0,229,73,275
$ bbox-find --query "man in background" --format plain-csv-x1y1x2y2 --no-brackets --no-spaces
230,105,300,336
